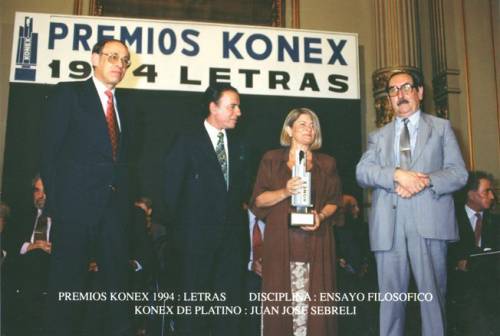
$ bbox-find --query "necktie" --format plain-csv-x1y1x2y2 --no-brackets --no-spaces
215,132,228,186
34,212,48,241
474,212,482,247
399,118,411,169
104,90,119,161
252,217,263,262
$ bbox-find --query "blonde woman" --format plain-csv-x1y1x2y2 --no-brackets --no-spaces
252,108,341,336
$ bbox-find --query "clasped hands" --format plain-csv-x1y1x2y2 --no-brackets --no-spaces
394,169,430,198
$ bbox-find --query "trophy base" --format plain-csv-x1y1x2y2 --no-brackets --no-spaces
290,210,315,226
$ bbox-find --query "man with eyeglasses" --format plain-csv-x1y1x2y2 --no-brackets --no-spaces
356,70,467,336
41,39,138,336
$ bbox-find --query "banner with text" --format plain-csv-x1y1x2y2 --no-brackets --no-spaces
10,12,359,99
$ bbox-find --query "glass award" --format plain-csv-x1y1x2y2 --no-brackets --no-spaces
33,215,48,241
290,150,314,226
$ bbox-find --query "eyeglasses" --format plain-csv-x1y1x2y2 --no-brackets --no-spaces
387,83,416,97
100,52,131,68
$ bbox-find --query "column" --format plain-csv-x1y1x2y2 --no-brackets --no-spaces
372,0,421,127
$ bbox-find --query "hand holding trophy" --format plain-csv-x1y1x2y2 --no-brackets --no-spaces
290,149,314,226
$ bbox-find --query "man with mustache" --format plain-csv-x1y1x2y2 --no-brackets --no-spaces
356,70,467,336
164,84,247,336
41,39,137,336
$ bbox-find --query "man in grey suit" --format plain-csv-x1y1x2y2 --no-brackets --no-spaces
356,70,468,336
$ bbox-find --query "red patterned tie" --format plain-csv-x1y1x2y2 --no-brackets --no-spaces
252,217,263,262
104,90,119,161
474,212,482,247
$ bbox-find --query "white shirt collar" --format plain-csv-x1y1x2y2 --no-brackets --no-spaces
396,110,421,127
92,76,121,131
204,119,227,149
465,204,483,220
92,76,115,96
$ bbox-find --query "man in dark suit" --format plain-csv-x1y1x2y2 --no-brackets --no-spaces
164,84,247,336
13,175,52,335
17,175,52,259
356,70,468,336
448,171,499,335
41,39,135,336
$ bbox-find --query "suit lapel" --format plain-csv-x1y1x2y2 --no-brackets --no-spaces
227,131,240,192
196,125,227,189
411,113,431,168
482,212,494,248
198,126,221,166
114,90,125,160
382,121,396,166
460,207,474,238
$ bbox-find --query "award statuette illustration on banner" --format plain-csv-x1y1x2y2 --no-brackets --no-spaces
290,150,314,226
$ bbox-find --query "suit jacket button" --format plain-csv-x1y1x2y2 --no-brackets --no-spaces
108,184,117,192
392,205,396,209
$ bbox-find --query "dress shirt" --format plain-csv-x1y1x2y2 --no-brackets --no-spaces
247,209,265,271
20,208,52,255
204,119,229,178
92,76,122,131
394,110,420,167
465,205,483,247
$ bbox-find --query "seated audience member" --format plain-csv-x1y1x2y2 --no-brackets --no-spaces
12,175,52,335
19,175,52,259
448,171,499,335
18,174,52,278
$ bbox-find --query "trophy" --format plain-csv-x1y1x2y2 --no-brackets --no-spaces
290,150,314,226
33,214,48,241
